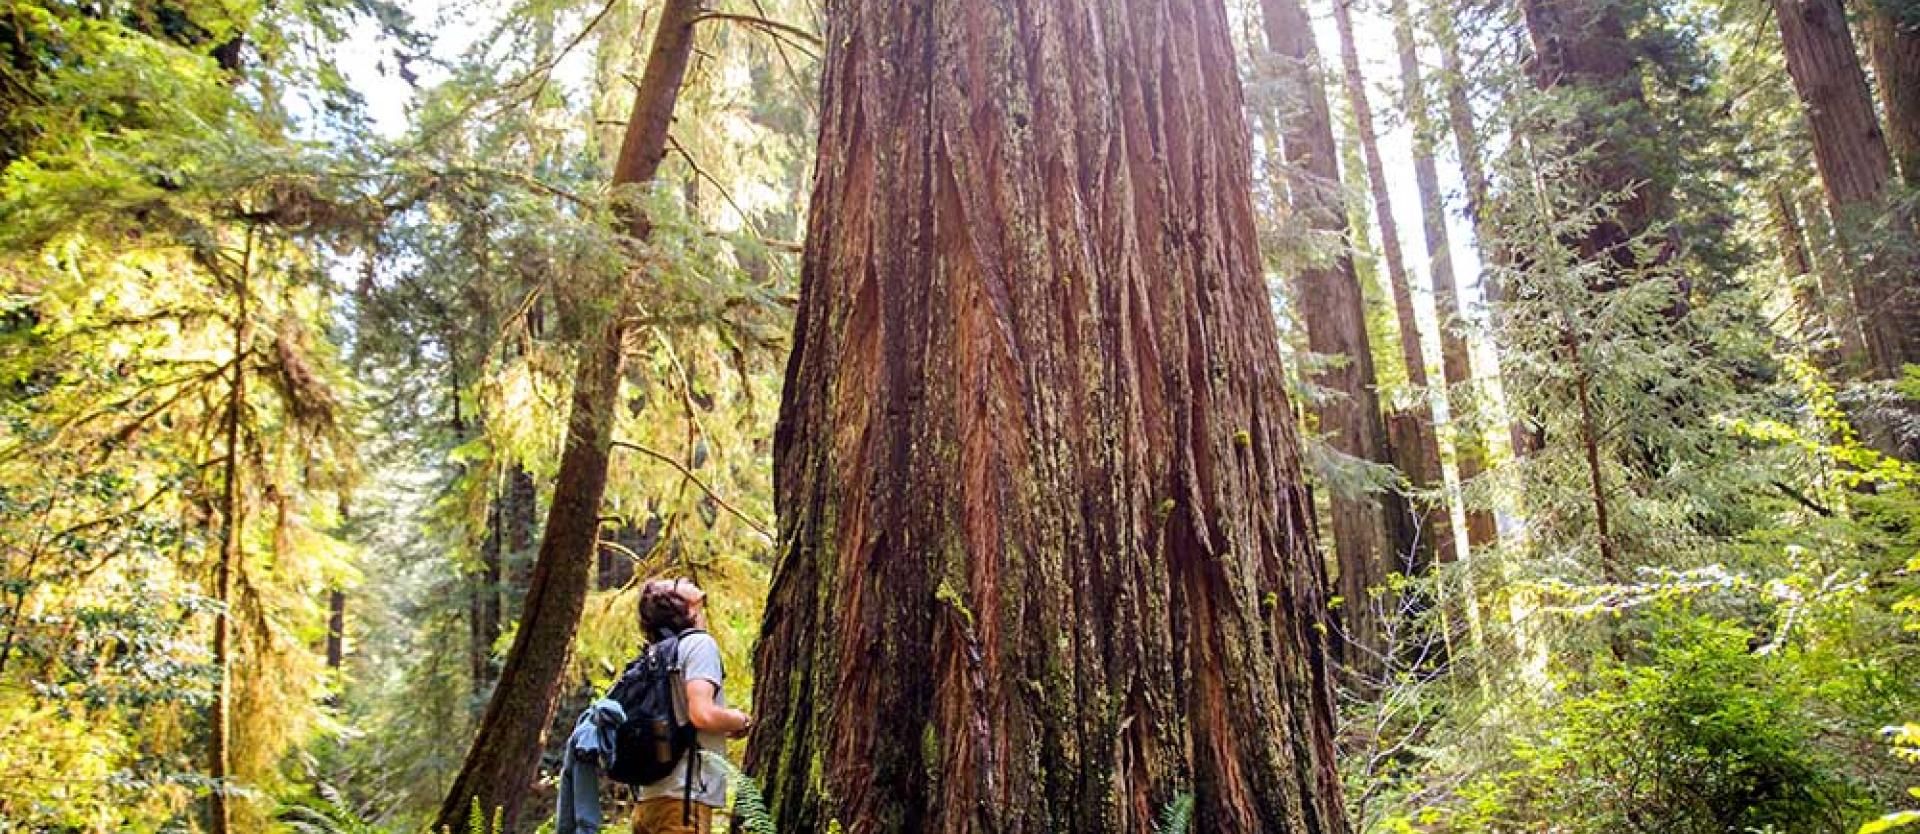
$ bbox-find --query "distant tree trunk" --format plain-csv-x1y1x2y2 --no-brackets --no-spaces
327,499,349,673
596,513,657,591
1865,3,1920,186
1389,0,1494,552
1257,0,1404,683
501,465,537,621
1771,184,1866,367
208,238,252,834
1772,0,1920,383
1432,2,1537,459
1796,190,1873,366
470,493,503,696
432,3,701,829
745,0,1350,830
1331,0,1454,570
1518,0,1673,265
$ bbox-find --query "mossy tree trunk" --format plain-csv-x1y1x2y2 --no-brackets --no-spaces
744,1,1350,832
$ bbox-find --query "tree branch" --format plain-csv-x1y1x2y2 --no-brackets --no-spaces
691,11,823,56
610,439,772,540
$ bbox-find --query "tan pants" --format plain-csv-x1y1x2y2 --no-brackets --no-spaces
631,797,713,834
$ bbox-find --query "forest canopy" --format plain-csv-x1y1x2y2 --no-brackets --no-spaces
0,0,1916,832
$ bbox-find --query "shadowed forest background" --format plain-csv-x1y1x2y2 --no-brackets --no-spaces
1,0,1919,830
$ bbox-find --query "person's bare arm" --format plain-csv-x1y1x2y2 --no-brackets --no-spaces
683,678,751,737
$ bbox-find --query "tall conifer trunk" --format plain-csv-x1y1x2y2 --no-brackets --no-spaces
207,234,252,834
1330,0,1454,569
1388,0,1494,552
745,0,1350,830
432,2,702,828
1257,0,1404,682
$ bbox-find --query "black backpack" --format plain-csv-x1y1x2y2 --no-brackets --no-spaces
603,628,703,789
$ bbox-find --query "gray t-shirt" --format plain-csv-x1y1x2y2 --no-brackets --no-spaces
637,632,728,808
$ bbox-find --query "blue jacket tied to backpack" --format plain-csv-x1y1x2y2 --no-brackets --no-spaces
556,698,627,834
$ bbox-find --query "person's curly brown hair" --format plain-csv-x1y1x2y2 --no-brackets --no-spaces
638,578,696,639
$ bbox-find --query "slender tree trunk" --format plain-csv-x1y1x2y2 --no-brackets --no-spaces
1865,3,1920,187
597,513,655,590
1771,184,1863,368
432,3,701,829
502,464,537,618
1797,190,1873,367
208,233,252,834
1772,0,1920,384
1257,0,1403,683
1432,3,1537,459
326,595,345,670
470,493,503,696
745,0,1350,830
1331,0,1454,570
1389,0,1494,552
327,497,348,673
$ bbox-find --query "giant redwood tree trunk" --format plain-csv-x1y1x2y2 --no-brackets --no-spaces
1772,0,1920,384
744,0,1350,831
1257,0,1403,683
1330,0,1454,570
432,2,701,829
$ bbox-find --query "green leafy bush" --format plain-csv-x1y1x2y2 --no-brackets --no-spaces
1430,617,1867,834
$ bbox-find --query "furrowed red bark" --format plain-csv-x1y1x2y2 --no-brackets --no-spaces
431,2,701,829
1257,0,1404,682
1771,0,1920,384
1330,0,1454,570
1389,0,1493,552
745,0,1350,831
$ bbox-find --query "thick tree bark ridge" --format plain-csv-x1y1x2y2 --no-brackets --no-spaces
746,0,1350,832
431,1,704,829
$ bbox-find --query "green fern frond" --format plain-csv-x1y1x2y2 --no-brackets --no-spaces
1155,792,1195,834
704,753,780,834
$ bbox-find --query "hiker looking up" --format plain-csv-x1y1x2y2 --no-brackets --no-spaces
629,577,751,834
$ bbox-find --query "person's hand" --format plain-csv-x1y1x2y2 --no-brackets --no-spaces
729,711,754,739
